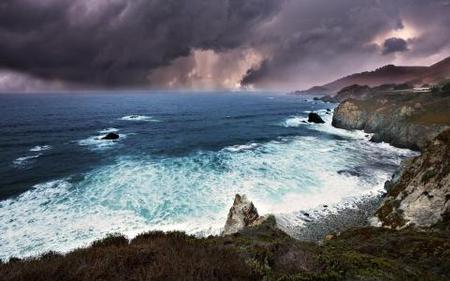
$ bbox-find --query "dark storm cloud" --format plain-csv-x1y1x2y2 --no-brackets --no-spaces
0,0,281,87
383,38,408,55
240,61,269,86
240,0,450,89
1,0,450,91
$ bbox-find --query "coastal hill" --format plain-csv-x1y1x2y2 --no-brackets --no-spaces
324,64,428,92
299,56,450,94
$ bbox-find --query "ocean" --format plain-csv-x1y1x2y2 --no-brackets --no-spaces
0,91,416,260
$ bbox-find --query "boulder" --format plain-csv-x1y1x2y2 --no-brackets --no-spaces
223,194,261,235
101,132,120,140
308,112,325,124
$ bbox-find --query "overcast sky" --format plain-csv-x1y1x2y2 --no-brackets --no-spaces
1,0,450,92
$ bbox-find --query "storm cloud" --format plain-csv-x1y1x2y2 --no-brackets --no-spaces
0,0,281,88
382,38,408,55
0,0,450,91
240,0,450,89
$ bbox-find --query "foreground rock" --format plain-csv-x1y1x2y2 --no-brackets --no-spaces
376,129,450,229
101,132,119,140
223,194,265,235
308,112,325,124
332,87,450,150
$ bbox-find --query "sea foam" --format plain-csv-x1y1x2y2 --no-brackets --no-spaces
0,124,416,260
120,115,159,122
13,154,42,166
29,145,52,152
78,129,126,151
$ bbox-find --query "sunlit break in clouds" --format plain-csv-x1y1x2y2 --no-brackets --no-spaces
0,0,450,92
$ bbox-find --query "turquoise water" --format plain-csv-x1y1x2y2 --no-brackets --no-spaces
0,92,415,260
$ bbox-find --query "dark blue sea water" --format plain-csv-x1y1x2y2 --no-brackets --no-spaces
0,91,415,260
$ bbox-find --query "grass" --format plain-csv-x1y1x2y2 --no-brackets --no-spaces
1,217,449,281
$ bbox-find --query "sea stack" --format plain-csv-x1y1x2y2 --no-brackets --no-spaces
223,194,261,235
308,112,325,124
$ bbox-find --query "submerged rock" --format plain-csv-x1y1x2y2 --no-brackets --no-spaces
101,133,120,140
223,194,263,235
308,112,325,124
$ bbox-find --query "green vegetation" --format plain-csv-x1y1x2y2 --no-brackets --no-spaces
1,217,449,281
431,80,450,96
421,169,437,183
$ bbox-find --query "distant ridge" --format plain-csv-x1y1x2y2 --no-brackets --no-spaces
305,55,450,94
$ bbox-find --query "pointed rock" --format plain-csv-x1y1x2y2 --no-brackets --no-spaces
223,194,260,235
308,112,325,124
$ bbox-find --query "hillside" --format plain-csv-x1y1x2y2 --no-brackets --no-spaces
311,56,450,94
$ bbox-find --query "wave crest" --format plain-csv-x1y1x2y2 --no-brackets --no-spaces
120,115,159,122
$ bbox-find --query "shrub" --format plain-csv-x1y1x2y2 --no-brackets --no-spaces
91,233,128,248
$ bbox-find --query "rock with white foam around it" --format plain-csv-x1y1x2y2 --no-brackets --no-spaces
308,112,325,124
101,133,119,140
223,194,263,235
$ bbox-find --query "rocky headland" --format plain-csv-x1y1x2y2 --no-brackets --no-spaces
330,80,450,231
332,82,450,150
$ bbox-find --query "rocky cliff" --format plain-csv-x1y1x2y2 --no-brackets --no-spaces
376,129,450,229
332,90,450,150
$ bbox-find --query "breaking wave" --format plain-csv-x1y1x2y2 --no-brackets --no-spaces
78,129,126,151
120,115,159,122
13,154,42,166
29,145,52,152
0,129,416,260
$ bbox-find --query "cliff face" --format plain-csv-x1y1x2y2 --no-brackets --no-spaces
332,91,450,150
376,129,450,229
